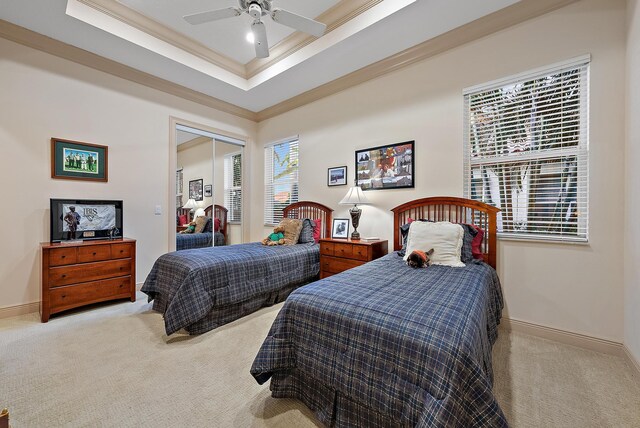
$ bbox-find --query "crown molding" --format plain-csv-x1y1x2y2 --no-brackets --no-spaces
0,19,258,121
177,136,212,152
255,0,580,121
245,0,383,78
77,0,245,77
78,0,381,79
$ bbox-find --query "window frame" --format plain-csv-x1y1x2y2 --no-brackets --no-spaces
224,151,242,224
463,55,590,244
264,137,299,227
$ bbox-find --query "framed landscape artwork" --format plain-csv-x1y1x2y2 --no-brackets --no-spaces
327,166,347,186
51,138,108,182
189,179,204,201
355,141,414,191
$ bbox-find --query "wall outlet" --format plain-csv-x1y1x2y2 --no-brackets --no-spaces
155,205,162,215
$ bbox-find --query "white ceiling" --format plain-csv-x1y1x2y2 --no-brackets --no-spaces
118,0,342,65
0,0,523,113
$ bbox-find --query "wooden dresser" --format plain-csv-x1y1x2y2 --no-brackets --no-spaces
319,238,388,279
40,238,136,322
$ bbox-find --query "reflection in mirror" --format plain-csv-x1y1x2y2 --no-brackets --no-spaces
214,140,243,245
175,125,244,251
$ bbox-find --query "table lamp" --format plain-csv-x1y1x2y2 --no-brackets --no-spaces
182,198,198,221
339,185,370,240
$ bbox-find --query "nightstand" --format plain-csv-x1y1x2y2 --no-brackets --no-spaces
319,238,388,279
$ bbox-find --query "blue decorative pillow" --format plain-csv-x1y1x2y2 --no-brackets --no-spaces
298,219,315,244
460,224,478,263
203,217,213,233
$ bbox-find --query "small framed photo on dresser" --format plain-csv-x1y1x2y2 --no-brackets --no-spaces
332,218,350,239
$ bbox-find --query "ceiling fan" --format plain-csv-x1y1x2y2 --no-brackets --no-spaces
184,0,327,59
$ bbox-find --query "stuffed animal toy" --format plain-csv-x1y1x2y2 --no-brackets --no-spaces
179,221,196,234
407,248,434,268
262,226,286,246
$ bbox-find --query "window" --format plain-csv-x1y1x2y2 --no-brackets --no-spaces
176,168,183,209
264,138,299,225
224,152,242,222
463,56,589,242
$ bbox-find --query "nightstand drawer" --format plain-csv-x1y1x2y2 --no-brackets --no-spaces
322,257,364,274
111,243,132,259
333,243,353,259
320,242,335,256
351,245,370,261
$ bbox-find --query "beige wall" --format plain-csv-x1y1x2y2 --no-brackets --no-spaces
0,37,256,309
178,137,213,209
625,0,640,363
254,0,627,341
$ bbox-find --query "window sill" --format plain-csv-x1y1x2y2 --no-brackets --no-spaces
497,233,589,245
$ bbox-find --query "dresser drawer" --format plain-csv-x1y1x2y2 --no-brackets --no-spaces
49,276,132,311
49,259,132,287
111,243,132,259
77,245,112,263
351,245,370,261
49,247,77,266
321,256,364,274
320,242,334,256
333,243,353,259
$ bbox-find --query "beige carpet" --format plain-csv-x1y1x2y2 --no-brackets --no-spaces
0,294,638,427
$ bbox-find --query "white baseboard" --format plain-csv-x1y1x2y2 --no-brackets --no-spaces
623,345,640,379
0,302,39,319
501,318,624,357
0,283,145,320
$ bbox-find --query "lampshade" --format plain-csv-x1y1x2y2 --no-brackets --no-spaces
339,186,370,206
182,199,197,209
194,208,206,218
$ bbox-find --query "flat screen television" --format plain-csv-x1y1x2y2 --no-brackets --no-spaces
50,199,123,242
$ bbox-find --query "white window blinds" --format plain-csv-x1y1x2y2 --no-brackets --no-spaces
224,152,242,222
463,56,590,242
264,138,299,225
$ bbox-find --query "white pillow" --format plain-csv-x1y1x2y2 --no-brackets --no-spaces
403,221,465,267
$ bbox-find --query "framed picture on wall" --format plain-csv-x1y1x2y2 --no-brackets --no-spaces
51,138,108,182
355,140,414,191
189,179,203,201
327,166,347,186
204,184,212,197
331,218,350,239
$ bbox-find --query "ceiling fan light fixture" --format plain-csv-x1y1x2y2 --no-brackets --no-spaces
246,32,255,44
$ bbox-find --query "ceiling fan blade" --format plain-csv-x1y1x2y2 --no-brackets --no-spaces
184,7,242,25
271,8,326,38
252,21,269,59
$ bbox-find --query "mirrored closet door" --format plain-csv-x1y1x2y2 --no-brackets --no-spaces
175,124,244,250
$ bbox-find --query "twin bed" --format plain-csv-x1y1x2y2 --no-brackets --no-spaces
250,197,506,427
144,197,506,426
143,201,333,335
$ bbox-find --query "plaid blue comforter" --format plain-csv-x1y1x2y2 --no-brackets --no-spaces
251,253,506,427
175,231,226,250
142,242,319,335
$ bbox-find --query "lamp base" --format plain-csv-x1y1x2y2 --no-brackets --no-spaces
349,206,362,241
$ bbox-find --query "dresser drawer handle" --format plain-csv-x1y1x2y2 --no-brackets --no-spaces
92,252,97,256
61,274,67,278
61,294,66,299
119,267,123,270
61,255,66,259
120,250,124,253
119,284,124,288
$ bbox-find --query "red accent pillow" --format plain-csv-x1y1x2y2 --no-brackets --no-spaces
313,219,322,243
178,214,188,226
470,224,485,259
214,218,221,232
